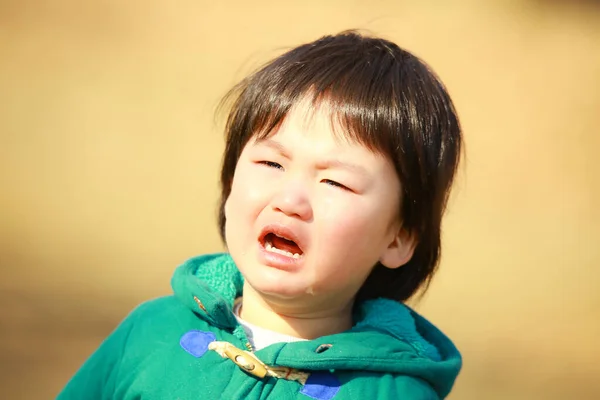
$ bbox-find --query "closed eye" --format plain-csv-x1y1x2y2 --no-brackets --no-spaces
322,179,351,191
258,161,284,170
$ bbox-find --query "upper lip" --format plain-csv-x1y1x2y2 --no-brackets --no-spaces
258,223,308,254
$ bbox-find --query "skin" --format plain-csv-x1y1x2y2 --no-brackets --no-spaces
224,100,415,340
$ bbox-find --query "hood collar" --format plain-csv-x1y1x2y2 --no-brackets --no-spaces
171,253,462,398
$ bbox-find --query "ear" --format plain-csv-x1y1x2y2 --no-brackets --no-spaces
379,228,416,269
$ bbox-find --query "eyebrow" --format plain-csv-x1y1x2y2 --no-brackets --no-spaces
256,138,370,176
257,138,292,159
317,159,370,177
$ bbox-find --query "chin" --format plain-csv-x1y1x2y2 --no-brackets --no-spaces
246,273,312,300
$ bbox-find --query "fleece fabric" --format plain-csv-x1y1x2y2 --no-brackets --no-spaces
57,253,462,399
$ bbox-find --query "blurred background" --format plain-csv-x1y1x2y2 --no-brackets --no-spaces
1,0,599,398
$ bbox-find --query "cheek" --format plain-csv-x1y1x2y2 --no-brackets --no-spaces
316,195,397,253
227,168,270,222
225,176,266,250
319,201,380,247
311,207,380,288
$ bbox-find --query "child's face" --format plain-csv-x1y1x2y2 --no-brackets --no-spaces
224,101,414,310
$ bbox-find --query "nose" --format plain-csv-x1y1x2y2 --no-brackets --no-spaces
271,182,313,221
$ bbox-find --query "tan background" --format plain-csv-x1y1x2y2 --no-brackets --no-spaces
1,0,599,398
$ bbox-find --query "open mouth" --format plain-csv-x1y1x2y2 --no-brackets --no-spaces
261,232,304,259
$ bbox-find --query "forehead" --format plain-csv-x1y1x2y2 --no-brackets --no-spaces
258,97,378,154
250,103,398,183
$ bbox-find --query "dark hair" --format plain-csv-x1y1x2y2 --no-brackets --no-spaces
217,30,462,302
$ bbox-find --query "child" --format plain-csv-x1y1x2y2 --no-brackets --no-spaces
58,30,463,399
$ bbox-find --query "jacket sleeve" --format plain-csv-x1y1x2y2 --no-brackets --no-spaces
56,309,138,400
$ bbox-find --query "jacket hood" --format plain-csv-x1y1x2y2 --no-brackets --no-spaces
171,253,462,398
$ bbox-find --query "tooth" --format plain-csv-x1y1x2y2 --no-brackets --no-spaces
264,242,302,259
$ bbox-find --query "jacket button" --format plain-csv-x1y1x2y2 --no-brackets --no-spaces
193,296,207,312
210,341,269,378
234,355,255,371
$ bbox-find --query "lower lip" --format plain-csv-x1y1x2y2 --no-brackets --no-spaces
257,242,304,271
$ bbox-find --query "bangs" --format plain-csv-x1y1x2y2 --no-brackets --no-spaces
220,31,413,158
249,94,388,156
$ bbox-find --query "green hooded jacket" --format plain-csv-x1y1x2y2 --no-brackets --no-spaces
57,253,462,399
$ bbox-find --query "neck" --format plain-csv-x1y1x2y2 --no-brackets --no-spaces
240,282,354,339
